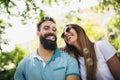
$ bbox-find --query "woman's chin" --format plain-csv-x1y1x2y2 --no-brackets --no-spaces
68,41,73,45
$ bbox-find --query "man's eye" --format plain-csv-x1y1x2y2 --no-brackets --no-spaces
44,26,49,30
52,27,57,31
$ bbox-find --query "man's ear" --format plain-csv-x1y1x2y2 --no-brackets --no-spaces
37,31,40,37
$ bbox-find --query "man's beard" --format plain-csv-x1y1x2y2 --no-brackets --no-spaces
40,33,57,50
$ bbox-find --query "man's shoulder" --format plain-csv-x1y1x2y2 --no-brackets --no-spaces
57,48,69,55
20,50,37,63
57,48,75,60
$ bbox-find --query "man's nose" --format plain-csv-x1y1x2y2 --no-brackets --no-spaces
48,28,55,33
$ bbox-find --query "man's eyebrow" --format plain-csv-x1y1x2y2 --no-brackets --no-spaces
43,25,50,27
44,25,49,27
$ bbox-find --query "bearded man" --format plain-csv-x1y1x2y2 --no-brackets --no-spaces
14,16,80,80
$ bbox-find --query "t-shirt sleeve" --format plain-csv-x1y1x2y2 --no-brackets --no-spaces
65,54,80,77
98,40,117,61
14,59,26,80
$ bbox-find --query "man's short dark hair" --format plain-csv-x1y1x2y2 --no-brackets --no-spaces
37,16,56,31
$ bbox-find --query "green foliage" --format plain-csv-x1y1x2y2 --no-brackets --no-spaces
109,38,120,59
0,20,12,52
91,0,120,59
99,0,120,58
99,0,120,11
0,0,16,14
108,14,120,29
107,27,120,59
81,23,104,41
0,46,27,80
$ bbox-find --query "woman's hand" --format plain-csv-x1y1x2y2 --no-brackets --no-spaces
60,47,66,52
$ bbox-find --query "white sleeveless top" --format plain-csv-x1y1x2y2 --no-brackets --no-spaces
79,40,117,80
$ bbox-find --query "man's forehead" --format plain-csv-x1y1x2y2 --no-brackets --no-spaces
41,21,55,27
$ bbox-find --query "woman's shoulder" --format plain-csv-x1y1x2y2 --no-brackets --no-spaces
95,40,117,60
95,40,110,47
95,40,107,44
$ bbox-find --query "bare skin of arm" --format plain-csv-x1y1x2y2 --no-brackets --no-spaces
107,54,120,80
66,75,80,80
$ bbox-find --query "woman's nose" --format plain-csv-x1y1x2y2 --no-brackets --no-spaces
64,31,69,36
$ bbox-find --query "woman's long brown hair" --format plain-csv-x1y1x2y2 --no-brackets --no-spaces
64,24,97,80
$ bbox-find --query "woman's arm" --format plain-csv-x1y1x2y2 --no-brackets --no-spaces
66,75,80,80
107,54,120,80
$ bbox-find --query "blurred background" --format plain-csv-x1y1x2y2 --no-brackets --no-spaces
0,0,120,80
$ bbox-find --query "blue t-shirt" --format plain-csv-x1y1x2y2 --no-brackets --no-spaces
14,48,80,80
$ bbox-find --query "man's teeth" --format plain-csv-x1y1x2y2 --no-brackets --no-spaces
46,36,55,41
50,36,55,41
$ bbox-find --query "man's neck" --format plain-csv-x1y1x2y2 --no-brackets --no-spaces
38,45,55,63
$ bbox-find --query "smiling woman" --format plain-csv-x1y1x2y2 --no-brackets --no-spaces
61,23,120,80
